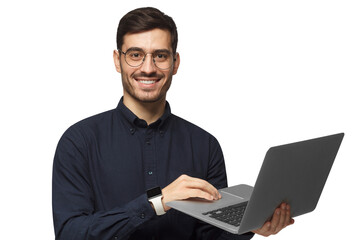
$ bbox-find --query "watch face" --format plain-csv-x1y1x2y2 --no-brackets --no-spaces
147,187,162,198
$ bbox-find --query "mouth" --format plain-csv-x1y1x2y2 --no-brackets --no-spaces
134,76,162,87
137,79,158,85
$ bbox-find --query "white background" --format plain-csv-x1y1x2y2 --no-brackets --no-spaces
1,0,359,239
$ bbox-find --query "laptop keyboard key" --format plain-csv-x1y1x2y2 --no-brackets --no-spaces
203,202,248,227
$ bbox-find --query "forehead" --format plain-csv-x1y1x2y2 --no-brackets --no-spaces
122,28,172,52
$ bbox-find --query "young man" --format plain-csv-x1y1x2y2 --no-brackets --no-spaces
52,7,293,239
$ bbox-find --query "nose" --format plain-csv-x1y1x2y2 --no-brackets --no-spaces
140,53,157,74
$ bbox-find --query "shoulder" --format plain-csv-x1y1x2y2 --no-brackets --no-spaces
59,108,117,146
169,114,220,145
170,114,209,134
75,108,115,127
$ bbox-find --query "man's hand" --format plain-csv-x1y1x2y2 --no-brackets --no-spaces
252,203,295,237
161,174,221,211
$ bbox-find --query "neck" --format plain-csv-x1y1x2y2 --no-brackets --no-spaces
123,94,166,125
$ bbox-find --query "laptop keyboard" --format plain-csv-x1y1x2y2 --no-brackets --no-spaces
202,202,248,227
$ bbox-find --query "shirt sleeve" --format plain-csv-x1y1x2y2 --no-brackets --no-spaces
52,126,155,240
194,136,255,240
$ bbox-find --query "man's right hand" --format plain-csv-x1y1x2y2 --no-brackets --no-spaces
161,174,221,211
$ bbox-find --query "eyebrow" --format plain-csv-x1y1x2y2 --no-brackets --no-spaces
124,47,172,54
124,47,143,52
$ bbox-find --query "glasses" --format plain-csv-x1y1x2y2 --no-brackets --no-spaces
119,47,174,70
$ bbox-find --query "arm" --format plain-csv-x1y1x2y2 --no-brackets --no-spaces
162,136,255,240
160,136,225,208
52,127,155,240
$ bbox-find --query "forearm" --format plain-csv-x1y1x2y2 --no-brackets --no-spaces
53,128,157,239
54,194,155,240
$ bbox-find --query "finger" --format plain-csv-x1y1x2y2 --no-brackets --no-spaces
186,176,218,192
187,188,215,200
252,222,271,236
270,208,281,233
163,175,220,204
277,204,287,231
182,176,220,199
262,222,271,236
284,204,292,226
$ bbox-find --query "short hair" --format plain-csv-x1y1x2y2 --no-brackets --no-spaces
116,7,178,53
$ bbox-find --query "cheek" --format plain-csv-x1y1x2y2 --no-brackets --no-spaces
121,68,135,82
162,75,173,89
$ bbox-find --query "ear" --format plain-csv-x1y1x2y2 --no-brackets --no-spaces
172,52,180,75
113,50,121,73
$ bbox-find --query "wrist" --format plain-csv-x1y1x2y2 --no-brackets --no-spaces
147,187,166,215
161,195,170,212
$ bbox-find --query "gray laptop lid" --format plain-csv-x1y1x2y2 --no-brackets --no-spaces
167,133,344,235
238,133,344,233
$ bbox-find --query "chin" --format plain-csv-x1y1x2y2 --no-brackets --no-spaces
134,93,166,103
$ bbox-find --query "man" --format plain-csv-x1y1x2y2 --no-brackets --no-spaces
52,7,294,239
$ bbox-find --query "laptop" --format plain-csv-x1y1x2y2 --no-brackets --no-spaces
166,133,344,235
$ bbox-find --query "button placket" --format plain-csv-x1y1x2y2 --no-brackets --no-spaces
144,128,156,188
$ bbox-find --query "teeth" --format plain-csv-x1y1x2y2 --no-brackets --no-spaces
139,80,156,84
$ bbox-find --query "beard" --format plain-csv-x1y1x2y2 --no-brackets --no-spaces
121,68,173,104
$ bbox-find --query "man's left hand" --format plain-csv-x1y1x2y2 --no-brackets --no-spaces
252,203,295,237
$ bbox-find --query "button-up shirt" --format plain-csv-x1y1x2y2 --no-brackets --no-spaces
52,98,254,240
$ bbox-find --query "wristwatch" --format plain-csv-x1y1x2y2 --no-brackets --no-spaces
147,187,166,215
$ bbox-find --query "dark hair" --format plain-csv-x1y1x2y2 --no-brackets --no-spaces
116,7,178,53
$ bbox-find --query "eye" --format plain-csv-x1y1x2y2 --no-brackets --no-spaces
154,52,169,61
127,51,144,60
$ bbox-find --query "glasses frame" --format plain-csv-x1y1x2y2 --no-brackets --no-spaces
119,48,175,70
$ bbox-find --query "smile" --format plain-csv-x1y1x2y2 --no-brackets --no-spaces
134,76,161,85
139,80,156,84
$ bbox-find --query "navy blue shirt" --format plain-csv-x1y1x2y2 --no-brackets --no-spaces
52,98,254,240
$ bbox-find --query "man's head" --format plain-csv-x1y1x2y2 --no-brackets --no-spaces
113,7,180,105
116,7,178,56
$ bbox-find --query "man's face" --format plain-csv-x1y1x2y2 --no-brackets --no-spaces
114,28,180,104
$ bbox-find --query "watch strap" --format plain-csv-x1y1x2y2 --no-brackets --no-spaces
149,195,166,215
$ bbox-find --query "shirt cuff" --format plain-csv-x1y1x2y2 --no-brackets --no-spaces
127,193,156,229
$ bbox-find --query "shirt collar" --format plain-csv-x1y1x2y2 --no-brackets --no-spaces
116,97,172,131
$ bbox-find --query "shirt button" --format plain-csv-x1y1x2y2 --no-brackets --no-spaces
148,171,153,175
130,128,135,134
114,236,118,239
140,213,145,219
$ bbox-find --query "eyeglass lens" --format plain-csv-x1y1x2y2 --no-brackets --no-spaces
123,49,173,69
